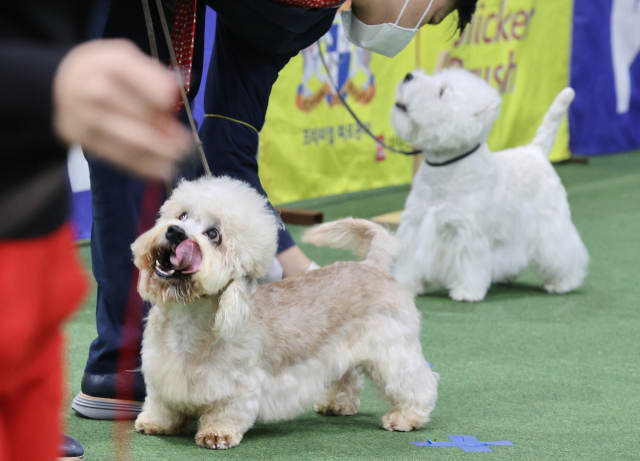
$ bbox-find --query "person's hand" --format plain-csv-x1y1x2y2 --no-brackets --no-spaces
53,39,192,181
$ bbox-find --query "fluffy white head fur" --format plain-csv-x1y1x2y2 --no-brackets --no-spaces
392,68,501,159
131,176,278,337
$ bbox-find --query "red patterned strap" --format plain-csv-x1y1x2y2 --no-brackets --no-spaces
270,0,344,8
171,0,198,109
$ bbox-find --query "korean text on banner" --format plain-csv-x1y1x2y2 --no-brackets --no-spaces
258,8,416,206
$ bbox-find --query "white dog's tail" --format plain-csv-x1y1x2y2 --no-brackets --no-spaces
302,218,398,269
530,87,575,157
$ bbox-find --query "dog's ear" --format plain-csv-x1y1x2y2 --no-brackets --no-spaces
131,228,156,270
214,277,257,340
474,99,500,118
131,228,158,302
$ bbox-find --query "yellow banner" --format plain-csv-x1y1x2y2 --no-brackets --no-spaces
259,11,416,205
418,0,573,162
259,0,573,205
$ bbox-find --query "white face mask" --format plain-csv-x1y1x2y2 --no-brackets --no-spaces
341,0,435,58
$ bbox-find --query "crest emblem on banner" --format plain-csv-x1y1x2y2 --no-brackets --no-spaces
297,22,376,112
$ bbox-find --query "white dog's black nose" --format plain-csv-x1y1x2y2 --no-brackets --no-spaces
395,102,408,112
166,225,188,245
403,72,414,83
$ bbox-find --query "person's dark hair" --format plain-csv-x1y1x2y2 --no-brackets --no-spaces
456,0,478,33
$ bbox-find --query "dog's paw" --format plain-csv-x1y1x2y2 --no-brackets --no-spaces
381,409,428,432
543,282,577,294
195,427,242,450
135,412,186,435
314,400,359,416
449,287,486,302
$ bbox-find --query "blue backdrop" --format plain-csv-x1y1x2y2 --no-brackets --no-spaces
569,0,640,155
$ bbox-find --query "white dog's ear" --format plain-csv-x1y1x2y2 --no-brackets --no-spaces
474,99,500,118
214,277,257,340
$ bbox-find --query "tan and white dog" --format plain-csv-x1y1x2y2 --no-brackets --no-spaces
131,176,438,450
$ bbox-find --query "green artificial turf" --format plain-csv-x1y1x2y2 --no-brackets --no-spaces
65,151,640,460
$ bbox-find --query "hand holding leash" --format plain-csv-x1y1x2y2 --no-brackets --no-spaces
53,39,193,181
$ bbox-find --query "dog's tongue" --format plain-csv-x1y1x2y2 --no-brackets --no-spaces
169,240,202,274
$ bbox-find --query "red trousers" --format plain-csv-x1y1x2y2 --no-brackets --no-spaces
0,224,87,461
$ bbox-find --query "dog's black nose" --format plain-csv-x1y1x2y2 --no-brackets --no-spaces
395,102,408,112
403,72,414,83
166,225,188,245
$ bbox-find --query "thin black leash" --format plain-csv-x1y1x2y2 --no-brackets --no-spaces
141,0,174,195
140,0,212,198
317,47,422,156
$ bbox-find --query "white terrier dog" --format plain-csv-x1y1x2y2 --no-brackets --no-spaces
391,68,589,302
131,176,438,449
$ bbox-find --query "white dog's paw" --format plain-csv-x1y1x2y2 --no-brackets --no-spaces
314,399,359,416
195,427,242,450
449,286,487,302
381,409,428,432
543,281,577,294
135,411,187,435
496,275,518,284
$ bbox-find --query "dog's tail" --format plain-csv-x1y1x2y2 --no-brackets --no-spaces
302,218,398,269
530,87,575,157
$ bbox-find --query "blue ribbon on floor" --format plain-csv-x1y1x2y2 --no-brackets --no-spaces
412,435,514,452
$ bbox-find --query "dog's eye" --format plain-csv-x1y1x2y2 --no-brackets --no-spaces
439,87,446,97
178,212,187,221
205,228,221,244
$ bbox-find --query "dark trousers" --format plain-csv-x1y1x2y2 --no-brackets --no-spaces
85,0,336,374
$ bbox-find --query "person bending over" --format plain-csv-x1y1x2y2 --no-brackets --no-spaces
72,0,477,422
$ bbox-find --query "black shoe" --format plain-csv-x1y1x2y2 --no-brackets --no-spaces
71,370,146,420
59,435,84,460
